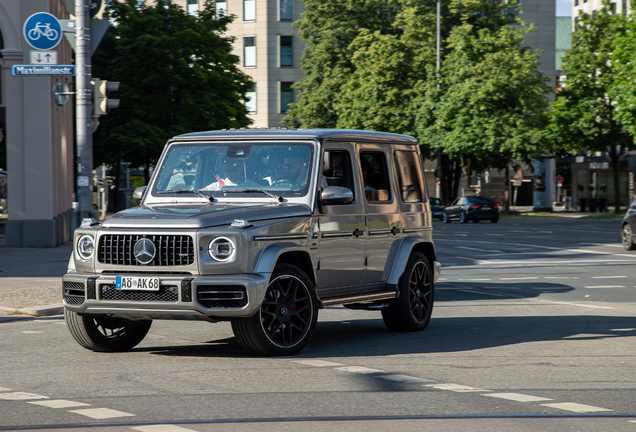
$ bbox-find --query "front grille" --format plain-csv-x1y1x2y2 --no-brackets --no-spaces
63,282,85,306
197,285,247,309
98,234,194,266
100,284,179,302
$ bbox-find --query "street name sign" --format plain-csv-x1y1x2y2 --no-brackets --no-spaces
30,50,58,65
23,12,62,50
11,65,75,76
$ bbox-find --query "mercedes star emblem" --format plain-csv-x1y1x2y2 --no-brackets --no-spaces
134,238,156,265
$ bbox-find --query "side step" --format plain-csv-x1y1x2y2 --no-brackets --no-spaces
320,291,397,307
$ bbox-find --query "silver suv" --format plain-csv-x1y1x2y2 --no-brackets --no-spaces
63,129,441,355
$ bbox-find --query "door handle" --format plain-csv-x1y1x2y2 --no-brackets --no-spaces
353,228,363,238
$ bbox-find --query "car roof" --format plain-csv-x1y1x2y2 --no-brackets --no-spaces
169,128,419,145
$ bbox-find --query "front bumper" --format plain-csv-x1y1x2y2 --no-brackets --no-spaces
62,272,269,322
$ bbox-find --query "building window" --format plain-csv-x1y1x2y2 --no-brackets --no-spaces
244,37,256,67
611,2,617,13
215,0,227,17
280,36,293,67
623,0,627,14
244,0,256,21
280,0,293,20
280,82,294,113
245,84,257,113
574,0,579,5
187,0,198,16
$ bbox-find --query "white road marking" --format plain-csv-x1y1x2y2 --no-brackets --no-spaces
29,400,90,408
544,277,578,279
611,328,636,331
563,334,615,339
583,286,625,289
131,426,199,432
336,366,384,374
69,408,135,419
484,393,552,402
0,392,48,400
294,360,345,367
591,275,627,279
377,375,434,383
21,331,44,334
425,383,490,393
456,278,492,281
500,277,538,280
542,402,612,413
456,246,503,253
457,290,506,297
529,299,612,309
0,387,12,392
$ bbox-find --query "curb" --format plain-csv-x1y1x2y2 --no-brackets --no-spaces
0,304,63,317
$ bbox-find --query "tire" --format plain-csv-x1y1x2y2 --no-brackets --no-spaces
473,219,480,223
442,213,451,224
382,252,434,332
64,308,151,352
460,211,468,223
491,217,499,223
622,224,636,250
232,264,318,356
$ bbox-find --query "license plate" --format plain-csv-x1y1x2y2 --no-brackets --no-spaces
116,276,160,291
482,206,491,210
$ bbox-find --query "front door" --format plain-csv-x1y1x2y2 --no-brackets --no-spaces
317,145,365,298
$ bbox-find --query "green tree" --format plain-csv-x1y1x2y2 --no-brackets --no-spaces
93,0,252,186
419,22,551,202
611,2,636,137
551,0,632,213
282,0,402,128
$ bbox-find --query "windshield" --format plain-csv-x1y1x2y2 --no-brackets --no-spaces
152,142,314,200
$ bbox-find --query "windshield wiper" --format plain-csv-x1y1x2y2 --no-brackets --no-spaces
158,190,215,202
223,189,283,203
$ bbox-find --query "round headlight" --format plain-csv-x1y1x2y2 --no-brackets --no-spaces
208,237,235,262
77,234,95,261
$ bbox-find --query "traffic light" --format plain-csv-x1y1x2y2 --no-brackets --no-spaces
92,78,120,116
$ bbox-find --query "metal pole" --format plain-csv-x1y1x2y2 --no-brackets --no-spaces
435,0,442,199
76,0,93,219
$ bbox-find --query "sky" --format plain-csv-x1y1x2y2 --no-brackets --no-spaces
556,0,573,16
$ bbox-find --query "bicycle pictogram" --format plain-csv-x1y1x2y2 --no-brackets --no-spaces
27,22,59,41
23,12,62,50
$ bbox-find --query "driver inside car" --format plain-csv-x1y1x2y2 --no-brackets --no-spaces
202,159,261,191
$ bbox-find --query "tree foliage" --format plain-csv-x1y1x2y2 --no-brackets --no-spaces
92,0,252,180
550,0,633,212
286,0,552,203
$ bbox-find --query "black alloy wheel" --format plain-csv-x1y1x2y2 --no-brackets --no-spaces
460,211,468,223
382,252,434,332
65,308,152,352
622,224,636,250
443,213,451,223
232,264,318,356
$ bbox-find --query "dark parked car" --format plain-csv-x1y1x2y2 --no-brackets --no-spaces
430,197,444,220
443,196,499,223
621,198,636,250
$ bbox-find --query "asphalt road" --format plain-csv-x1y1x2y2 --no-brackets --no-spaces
1,217,635,432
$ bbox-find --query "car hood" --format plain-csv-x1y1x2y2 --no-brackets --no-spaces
101,202,311,229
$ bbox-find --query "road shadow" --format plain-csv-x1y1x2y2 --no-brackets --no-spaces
435,282,574,301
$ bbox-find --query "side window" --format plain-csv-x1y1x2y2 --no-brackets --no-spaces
360,152,391,202
322,150,355,202
457,197,466,206
393,151,425,203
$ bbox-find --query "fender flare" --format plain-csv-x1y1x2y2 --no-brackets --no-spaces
386,237,439,286
253,244,316,285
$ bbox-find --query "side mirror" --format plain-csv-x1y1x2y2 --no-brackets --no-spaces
321,186,354,205
132,186,147,205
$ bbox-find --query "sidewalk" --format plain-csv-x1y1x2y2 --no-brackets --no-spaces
0,241,71,318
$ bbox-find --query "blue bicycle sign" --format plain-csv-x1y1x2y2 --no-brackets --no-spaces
23,12,62,50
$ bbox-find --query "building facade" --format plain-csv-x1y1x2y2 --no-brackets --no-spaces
169,0,306,128
0,0,75,247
